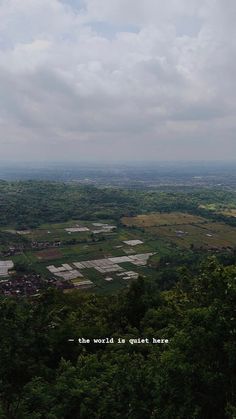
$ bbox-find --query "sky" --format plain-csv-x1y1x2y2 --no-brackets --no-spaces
0,0,235,162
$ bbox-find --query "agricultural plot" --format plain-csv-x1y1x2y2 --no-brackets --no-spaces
4,219,161,293
1,220,118,246
122,212,206,228
122,212,236,250
10,211,235,294
36,249,63,260
46,253,154,283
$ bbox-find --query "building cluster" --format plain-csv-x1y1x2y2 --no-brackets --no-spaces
123,240,144,246
0,274,48,296
0,246,23,257
31,240,61,249
65,223,116,235
0,259,90,295
0,260,14,277
65,227,90,233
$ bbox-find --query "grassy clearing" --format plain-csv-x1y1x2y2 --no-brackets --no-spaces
122,212,206,228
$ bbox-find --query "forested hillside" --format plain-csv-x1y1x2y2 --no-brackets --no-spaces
0,258,235,418
1,181,236,228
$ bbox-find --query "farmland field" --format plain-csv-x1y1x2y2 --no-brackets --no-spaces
3,219,166,293
2,209,236,294
36,249,63,260
122,212,206,227
122,212,236,250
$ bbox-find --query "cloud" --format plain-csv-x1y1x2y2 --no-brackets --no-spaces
0,0,235,161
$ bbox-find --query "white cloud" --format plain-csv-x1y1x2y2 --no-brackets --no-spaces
0,0,235,161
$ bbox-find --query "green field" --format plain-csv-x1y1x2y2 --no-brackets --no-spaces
3,220,166,292
2,211,236,292
122,212,236,250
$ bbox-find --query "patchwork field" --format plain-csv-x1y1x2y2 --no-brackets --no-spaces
3,211,236,294
2,220,166,293
122,212,236,250
2,220,117,243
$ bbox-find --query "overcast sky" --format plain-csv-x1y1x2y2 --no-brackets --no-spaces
0,0,235,162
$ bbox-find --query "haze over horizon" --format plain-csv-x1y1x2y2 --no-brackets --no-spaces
0,0,235,162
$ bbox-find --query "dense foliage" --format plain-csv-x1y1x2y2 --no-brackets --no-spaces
1,180,236,228
0,258,235,418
